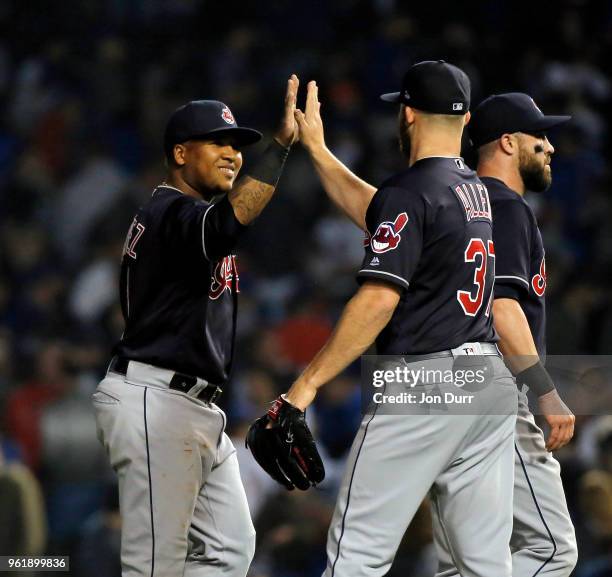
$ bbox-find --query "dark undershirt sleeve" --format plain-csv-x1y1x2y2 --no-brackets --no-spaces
492,200,532,298
202,196,247,261
164,195,247,262
493,283,522,301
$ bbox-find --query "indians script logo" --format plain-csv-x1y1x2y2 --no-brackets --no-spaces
209,255,240,300
370,213,409,254
221,107,235,125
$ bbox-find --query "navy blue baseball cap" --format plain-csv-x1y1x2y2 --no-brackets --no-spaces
380,60,470,115
470,93,571,148
164,100,262,158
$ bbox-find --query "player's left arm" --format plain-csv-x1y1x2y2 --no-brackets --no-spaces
228,75,299,225
286,279,401,410
493,298,575,451
247,186,419,489
246,279,400,490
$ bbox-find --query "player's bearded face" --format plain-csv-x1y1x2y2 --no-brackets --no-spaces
184,139,243,196
517,134,552,193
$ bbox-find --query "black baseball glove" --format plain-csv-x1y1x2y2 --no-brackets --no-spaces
246,395,325,490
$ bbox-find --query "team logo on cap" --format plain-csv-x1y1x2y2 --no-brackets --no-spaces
370,213,409,254
221,107,235,125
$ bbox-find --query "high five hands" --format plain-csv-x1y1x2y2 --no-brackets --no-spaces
294,79,327,153
273,75,328,153
274,74,300,147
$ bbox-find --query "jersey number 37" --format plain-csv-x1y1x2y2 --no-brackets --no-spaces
457,238,495,317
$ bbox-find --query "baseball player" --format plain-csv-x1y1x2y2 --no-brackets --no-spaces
431,93,578,576
247,61,519,577
293,81,578,574
92,76,299,577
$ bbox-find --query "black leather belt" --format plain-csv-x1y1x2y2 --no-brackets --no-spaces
108,357,222,404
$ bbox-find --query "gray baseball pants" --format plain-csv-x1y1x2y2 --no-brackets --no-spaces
434,386,578,576
93,361,255,577
323,353,519,577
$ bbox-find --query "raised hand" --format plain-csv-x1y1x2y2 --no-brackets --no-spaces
294,80,326,153
274,74,299,147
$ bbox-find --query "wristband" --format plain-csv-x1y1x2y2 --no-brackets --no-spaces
246,139,290,186
515,361,555,396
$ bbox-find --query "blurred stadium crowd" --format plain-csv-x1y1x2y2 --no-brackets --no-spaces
1,1,612,575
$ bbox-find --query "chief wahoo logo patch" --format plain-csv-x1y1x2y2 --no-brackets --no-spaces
370,212,409,253
221,106,235,124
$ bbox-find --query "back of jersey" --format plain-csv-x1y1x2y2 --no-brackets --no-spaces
358,157,496,355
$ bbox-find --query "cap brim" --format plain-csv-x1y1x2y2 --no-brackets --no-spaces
189,126,263,146
526,115,572,132
380,92,402,103
471,114,572,148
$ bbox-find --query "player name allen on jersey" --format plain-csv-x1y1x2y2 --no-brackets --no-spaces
453,180,492,221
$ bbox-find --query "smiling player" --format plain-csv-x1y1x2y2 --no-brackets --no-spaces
93,78,299,577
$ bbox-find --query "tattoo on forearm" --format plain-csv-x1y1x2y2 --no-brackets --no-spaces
229,176,275,225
